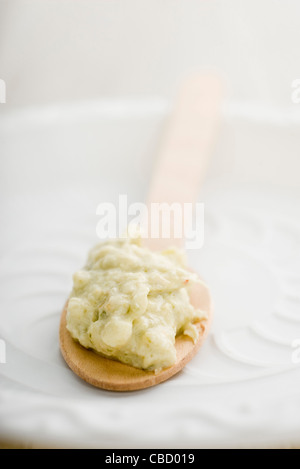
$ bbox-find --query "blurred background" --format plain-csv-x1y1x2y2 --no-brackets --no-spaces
0,0,300,449
0,0,299,107
1,0,300,211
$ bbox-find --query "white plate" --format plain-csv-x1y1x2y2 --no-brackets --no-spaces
0,101,300,448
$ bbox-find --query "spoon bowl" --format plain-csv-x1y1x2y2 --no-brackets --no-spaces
59,278,212,391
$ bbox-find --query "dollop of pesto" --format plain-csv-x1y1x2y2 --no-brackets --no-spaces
67,235,206,371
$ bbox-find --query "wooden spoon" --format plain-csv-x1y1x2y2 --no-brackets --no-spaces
59,74,223,391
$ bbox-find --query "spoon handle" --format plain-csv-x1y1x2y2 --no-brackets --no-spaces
145,73,224,251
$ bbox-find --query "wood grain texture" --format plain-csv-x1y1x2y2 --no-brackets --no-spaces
59,279,213,392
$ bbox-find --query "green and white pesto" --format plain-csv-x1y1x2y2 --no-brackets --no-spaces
66,235,206,371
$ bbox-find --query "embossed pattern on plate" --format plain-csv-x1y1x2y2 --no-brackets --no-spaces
1,103,300,448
